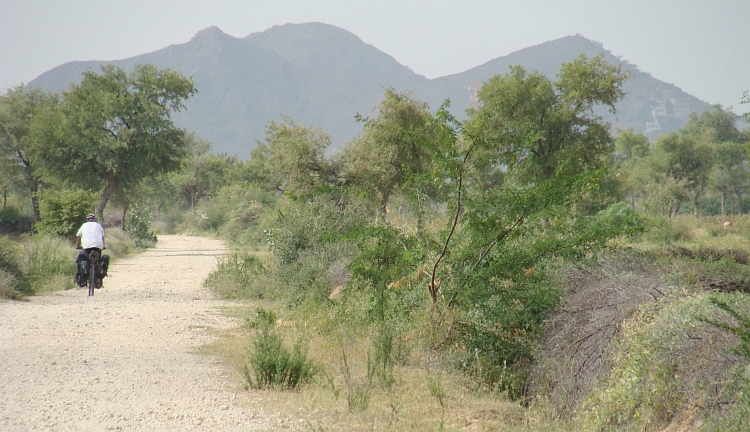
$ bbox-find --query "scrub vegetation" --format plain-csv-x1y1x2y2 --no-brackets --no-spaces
3,58,750,430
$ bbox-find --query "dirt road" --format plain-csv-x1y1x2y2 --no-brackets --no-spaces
0,235,277,431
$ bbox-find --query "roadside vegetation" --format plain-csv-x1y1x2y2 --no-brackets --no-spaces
2,58,750,430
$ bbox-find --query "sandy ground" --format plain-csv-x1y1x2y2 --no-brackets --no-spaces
0,235,286,431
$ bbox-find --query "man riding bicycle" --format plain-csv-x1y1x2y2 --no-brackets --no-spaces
75,214,110,288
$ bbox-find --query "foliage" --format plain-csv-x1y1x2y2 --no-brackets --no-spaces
0,205,31,233
578,291,750,431
244,307,277,328
468,54,629,184
124,202,157,247
28,64,196,220
35,189,98,241
339,88,436,214
0,236,30,297
272,194,366,266
0,85,55,221
702,294,750,361
21,234,76,293
168,134,241,210
256,116,332,196
244,327,319,390
203,250,267,299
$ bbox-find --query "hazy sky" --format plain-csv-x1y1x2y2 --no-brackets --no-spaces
2,0,748,111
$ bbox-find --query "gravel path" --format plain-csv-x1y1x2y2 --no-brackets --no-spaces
0,235,277,431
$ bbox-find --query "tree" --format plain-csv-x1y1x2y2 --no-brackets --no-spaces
255,116,331,196
169,134,238,210
469,54,629,184
0,85,54,221
682,108,748,215
682,108,748,143
709,141,747,215
29,64,196,221
614,128,650,211
339,88,435,216
647,132,714,215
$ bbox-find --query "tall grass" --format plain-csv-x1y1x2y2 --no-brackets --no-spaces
0,227,148,298
244,327,319,390
21,234,76,293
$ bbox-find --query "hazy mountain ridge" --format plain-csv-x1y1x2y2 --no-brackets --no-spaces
28,23,710,157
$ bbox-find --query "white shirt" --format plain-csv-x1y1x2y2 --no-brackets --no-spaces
76,222,105,249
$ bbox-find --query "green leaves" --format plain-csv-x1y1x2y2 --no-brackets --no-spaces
28,64,196,218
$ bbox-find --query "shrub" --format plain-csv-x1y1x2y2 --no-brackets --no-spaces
124,203,157,247
36,189,98,240
21,234,76,293
0,206,31,234
0,236,31,297
244,307,277,328
279,241,357,307
204,250,268,298
104,227,137,258
244,327,318,390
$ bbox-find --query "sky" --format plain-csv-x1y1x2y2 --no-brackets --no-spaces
2,0,748,111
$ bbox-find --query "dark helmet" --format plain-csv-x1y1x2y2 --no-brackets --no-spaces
86,214,96,221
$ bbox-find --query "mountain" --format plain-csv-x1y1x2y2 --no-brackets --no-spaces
28,23,711,157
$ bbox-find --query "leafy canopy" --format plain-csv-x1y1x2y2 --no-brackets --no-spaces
29,64,196,219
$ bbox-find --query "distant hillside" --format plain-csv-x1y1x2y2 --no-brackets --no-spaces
28,23,711,157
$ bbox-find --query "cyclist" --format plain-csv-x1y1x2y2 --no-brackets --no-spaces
75,214,110,288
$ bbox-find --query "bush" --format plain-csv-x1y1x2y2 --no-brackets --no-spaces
36,189,98,240
204,250,268,298
244,307,277,328
21,234,76,293
273,194,367,266
0,206,31,234
104,227,137,258
124,203,157,247
279,241,356,307
0,236,31,297
244,327,319,390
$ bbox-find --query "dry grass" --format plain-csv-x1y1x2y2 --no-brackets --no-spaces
206,300,558,431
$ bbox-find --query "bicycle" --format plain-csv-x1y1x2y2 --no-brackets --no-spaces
77,247,104,296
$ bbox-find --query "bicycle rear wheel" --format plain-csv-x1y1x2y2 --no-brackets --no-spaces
87,250,100,297
88,262,96,296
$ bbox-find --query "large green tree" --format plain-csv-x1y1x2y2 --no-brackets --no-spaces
29,64,196,221
614,128,651,211
469,54,629,184
647,132,714,215
709,141,747,215
169,134,239,210
682,108,748,144
339,88,435,216
255,116,331,196
0,85,54,221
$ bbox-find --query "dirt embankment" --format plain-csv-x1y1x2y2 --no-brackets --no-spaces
0,235,280,431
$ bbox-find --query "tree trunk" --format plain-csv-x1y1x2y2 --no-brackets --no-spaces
96,171,117,223
121,201,129,229
720,189,726,216
379,191,390,221
2,188,6,209
31,194,41,222
693,190,700,216
735,187,744,216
